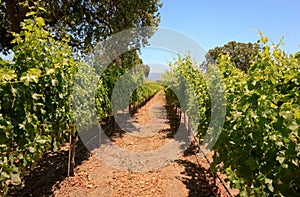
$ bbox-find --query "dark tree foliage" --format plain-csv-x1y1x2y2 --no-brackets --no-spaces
0,0,162,55
143,64,150,78
206,41,259,72
295,51,300,59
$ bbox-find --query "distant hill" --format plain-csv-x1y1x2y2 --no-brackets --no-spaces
148,73,162,82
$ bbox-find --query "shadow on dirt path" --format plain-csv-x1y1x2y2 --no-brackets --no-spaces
10,137,90,197
10,90,234,197
175,159,218,197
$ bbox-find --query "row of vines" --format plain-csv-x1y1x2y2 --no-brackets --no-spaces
0,10,78,195
161,36,300,196
0,5,160,196
130,81,162,108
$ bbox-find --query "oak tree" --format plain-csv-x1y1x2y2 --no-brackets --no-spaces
206,41,259,72
0,0,162,54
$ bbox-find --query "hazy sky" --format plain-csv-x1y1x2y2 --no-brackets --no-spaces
141,0,300,73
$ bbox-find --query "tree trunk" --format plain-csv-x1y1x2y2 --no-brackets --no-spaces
5,0,30,33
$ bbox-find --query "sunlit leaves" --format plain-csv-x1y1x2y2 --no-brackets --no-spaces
34,17,45,27
0,6,78,193
162,36,300,196
212,35,300,196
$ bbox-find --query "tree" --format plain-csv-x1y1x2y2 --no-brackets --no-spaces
205,41,259,72
0,0,162,55
143,64,150,78
295,51,300,59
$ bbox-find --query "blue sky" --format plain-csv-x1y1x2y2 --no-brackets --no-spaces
141,0,300,73
1,1,300,73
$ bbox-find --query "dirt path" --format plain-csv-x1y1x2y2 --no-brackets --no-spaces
15,90,236,197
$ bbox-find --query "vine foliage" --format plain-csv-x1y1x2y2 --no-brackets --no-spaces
162,35,300,196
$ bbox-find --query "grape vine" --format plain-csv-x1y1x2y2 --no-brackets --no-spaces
161,35,300,196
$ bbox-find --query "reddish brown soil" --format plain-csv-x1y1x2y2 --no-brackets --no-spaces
12,90,238,197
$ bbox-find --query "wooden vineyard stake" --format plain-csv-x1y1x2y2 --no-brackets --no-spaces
68,125,77,176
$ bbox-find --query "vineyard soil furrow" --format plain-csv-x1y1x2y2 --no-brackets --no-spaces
14,90,236,197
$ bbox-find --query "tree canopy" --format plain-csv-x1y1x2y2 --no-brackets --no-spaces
205,41,259,72
143,64,150,78
0,0,162,55
295,51,300,59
